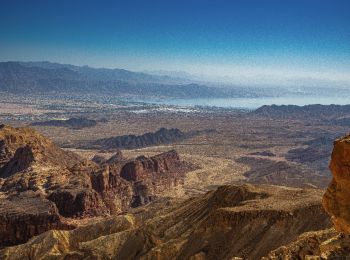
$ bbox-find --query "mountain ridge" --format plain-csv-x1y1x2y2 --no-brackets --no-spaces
0,61,234,98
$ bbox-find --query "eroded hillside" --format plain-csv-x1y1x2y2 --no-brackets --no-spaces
0,125,194,247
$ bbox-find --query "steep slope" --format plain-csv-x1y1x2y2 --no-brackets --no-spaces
0,125,193,246
323,134,350,233
0,191,74,248
263,133,350,259
0,184,331,259
0,124,81,171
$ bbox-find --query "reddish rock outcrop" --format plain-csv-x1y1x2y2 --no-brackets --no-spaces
120,150,193,206
91,154,106,164
0,145,35,178
90,166,133,213
120,150,185,182
91,151,124,165
0,184,331,259
47,188,109,217
105,150,124,164
323,135,350,233
0,125,81,171
262,135,350,259
0,125,192,246
0,191,74,247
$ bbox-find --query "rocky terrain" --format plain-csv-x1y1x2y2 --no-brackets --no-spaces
3,99,347,190
1,100,350,258
0,125,193,247
31,117,99,129
323,134,350,234
2,129,348,259
236,156,330,188
80,127,216,150
261,134,350,259
0,184,331,259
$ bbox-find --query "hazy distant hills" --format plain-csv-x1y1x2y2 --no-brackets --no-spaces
2,61,347,100
252,104,350,120
0,61,237,98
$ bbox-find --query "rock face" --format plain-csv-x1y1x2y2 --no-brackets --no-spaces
120,150,191,207
0,215,137,259
0,125,81,171
0,125,192,247
106,150,124,164
91,150,124,165
323,134,350,233
120,150,183,181
262,134,350,259
0,184,331,259
0,191,74,248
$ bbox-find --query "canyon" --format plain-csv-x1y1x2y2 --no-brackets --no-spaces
0,125,193,247
1,124,350,259
1,101,350,259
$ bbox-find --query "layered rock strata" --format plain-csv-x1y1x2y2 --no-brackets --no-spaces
0,184,331,259
0,125,192,246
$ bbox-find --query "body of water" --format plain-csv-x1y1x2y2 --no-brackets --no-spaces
144,96,350,109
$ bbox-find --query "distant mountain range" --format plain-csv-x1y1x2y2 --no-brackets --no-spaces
0,61,241,98
2,61,348,100
252,104,350,120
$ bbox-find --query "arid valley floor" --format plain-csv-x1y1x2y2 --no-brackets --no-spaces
1,93,350,259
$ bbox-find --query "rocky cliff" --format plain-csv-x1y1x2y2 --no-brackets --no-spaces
0,125,192,246
1,124,345,258
323,134,350,233
0,184,331,259
120,150,191,207
0,191,74,248
262,134,350,259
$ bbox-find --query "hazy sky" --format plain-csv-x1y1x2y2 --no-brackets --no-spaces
1,0,349,86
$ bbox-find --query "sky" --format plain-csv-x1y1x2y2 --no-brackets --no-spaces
0,0,349,86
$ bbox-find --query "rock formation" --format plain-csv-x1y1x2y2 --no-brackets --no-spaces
0,124,81,171
262,134,350,259
0,184,331,259
105,150,124,164
0,125,192,246
120,150,191,207
91,154,107,164
323,134,350,233
252,104,350,120
91,150,124,165
31,117,98,129
79,127,216,150
1,124,342,258
0,191,74,248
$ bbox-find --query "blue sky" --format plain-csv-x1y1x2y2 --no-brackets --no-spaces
0,0,349,86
